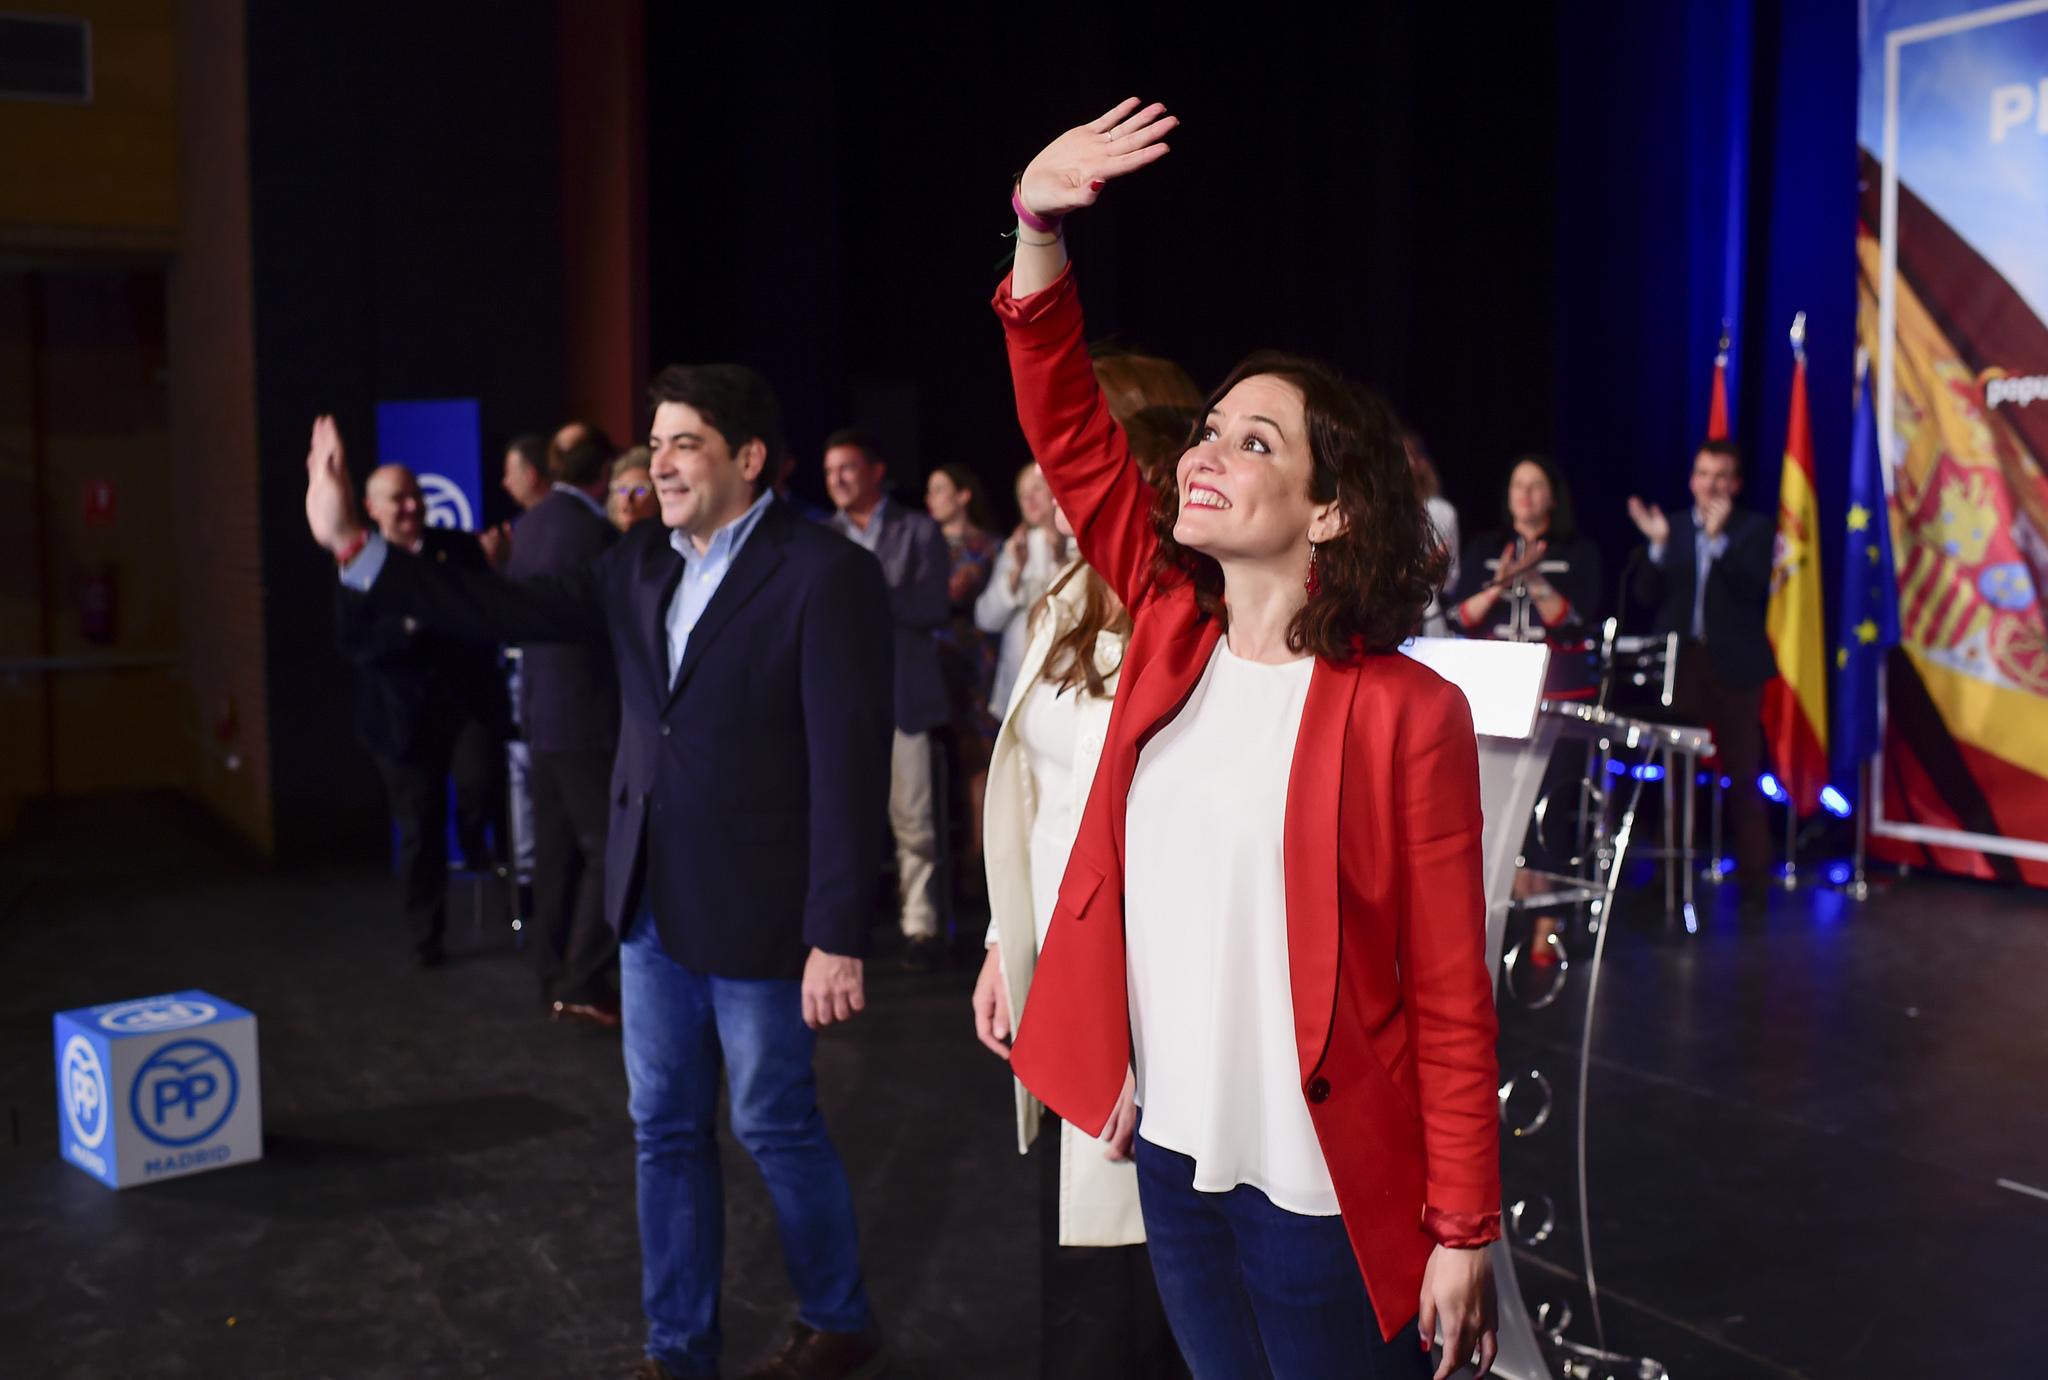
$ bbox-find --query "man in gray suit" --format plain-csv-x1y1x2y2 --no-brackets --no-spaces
824,429,954,969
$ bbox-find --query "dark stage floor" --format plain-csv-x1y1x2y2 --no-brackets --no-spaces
2,793,2043,1379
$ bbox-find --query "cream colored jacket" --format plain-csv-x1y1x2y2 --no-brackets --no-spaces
983,560,1141,1247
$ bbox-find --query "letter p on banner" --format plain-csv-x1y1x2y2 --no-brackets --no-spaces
1990,82,2033,142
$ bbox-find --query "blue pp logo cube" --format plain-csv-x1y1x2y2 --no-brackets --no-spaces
53,991,262,1189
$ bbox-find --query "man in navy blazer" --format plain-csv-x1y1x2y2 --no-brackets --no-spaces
822,429,954,967
504,422,622,1024
1628,438,1778,901
304,364,893,1380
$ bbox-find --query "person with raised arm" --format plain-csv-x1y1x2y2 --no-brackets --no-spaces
303,365,894,1380
991,99,1500,1380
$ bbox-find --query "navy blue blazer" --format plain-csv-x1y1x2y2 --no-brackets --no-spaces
335,527,508,762
504,488,619,754
831,500,953,734
1629,505,1778,689
359,499,894,979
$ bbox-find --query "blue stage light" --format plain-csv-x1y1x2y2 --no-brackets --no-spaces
1820,786,1851,818
1720,775,1733,789
1629,763,1665,782
1827,863,1852,885
1757,773,1787,802
1605,759,1627,776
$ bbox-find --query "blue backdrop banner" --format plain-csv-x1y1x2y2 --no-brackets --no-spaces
375,399,483,532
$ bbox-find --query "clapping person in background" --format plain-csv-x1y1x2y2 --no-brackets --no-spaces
971,355,1199,1380
976,462,1069,717
1627,439,1776,906
1449,455,1601,698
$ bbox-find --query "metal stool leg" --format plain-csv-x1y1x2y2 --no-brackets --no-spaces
1707,769,1728,882
1680,749,1698,930
1661,746,1677,921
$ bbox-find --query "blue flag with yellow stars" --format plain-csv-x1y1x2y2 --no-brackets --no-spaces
1832,370,1900,795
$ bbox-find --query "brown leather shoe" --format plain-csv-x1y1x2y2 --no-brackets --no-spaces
551,998,621,1029
740,1320,887,1380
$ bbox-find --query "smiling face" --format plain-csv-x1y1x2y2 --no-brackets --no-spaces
365,464,425,548
648,401,765,545
1507,460,1555,531
1171,375,1324,564
822,444,885,516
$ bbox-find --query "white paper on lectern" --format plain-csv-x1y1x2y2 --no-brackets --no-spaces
1398,637,1549,740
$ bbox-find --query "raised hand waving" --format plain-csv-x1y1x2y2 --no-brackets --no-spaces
1016,97,1178,224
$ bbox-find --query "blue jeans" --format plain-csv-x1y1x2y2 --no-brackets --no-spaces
621,913,872,1378
1134,1132,1431,1380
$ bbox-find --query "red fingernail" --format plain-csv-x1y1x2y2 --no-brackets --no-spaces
1090,179,1105,191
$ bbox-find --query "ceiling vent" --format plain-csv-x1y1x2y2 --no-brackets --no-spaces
0,13,91,103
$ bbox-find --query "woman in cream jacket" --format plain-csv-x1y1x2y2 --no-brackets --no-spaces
972,359,1201,1380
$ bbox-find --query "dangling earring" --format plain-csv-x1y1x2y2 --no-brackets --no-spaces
1305,540,1321,597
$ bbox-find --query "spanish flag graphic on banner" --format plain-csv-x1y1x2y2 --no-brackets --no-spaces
1856,149,2048,888
1763,348,1830,816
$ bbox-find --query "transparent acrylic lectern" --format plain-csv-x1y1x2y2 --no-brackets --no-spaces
1403,638,1693,1380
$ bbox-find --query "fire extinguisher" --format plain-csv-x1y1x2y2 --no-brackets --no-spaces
77,561,118,645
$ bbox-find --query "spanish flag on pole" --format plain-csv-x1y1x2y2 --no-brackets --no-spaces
1763,316,1829,816
1707,327,1730,441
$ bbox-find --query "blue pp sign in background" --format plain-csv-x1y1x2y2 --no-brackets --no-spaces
54,990,263,1189
376,399,483,532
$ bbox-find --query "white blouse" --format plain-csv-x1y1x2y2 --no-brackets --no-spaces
1123,639,1338,1215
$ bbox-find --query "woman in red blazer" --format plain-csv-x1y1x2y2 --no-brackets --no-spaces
994,100,1501,1380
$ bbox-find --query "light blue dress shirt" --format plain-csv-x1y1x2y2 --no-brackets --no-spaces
339,531,397,591
662,489,775,684
1647,508,1729,641
829,496,889,553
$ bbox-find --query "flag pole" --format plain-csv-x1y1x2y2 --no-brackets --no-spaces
1846,758,1872,902
1781,311,1808,893
1783,795,1798,891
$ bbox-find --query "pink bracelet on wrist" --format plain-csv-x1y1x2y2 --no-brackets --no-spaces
1011,185,1062,236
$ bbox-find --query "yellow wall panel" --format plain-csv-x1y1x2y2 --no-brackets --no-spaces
0,1,178,236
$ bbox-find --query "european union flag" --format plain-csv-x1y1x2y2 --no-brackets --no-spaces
1831,371,1900,797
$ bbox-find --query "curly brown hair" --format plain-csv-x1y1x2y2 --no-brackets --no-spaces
1147,351,1449,661
1029,352,1204,697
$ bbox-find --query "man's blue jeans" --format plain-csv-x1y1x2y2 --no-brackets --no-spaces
621,912,872,1377
1134,1130,1431,1380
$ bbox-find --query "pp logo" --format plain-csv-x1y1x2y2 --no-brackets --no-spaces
62,1036,109,1149
96,997,218,1035
420,472,475,530
131,1039,240,1148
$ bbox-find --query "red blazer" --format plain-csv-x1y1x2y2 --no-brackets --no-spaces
995,266,1501,1342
